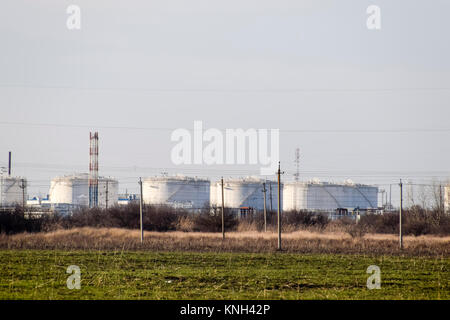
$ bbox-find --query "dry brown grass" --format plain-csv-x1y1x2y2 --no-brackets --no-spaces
1,227,449,257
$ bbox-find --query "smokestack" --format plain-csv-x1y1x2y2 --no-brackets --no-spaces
89,132,99,208
8,151,11,176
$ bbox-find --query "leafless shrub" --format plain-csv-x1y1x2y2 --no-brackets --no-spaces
346,223,370,239
1,227,448,256
283,210,329,231
0,206,60,234
174,215,195,232
2,204,449,237
359,208,450,236
192,207,238,232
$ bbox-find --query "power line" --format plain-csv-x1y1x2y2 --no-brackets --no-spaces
2,83,450,93
2,121,450,134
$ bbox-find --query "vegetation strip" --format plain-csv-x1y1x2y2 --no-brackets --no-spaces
1,250,448,300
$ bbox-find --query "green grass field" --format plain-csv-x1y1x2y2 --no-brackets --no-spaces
0,250,448,300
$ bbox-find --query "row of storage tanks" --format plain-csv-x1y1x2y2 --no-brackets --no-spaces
44,174,379,212
145,177,379,211
0,174,119,209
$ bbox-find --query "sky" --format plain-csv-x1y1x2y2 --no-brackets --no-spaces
1,0,450,205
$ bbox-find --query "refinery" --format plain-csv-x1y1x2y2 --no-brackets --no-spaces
0,132,388,218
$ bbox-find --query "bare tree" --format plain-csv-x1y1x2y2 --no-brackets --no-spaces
417,185,429,209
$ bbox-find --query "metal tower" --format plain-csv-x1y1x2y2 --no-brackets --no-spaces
89,132,99,208
294,148,300,181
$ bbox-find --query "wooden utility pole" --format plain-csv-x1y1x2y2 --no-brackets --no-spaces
399,179,403,250
277,162,284,251
19,179,26,218
20,179,26,208
262,182,267,232
105,180,109,209
385,192,388,208
269,183,273,212
221,177,225,240
139,178,144,243
8,151,11,176
388,184,392,210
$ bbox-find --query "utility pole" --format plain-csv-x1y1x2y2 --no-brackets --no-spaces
139,178,144,243
20,178,26,209
389,184,392,210
439,184,443,215
262,182,267,232
269,182,273,212
399,179,403,250
277,162,284,251
221,177,225,240
8,151,11,176
105,180,109,209
379,190,383,208
19,178,26,218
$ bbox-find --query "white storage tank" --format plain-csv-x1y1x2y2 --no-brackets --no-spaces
210,177,279,211
283,182,308,212
283,180,378,211
0,176,27,207
143,175,210,209
49,173,118,208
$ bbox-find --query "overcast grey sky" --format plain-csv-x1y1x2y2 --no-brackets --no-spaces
1,0,450,201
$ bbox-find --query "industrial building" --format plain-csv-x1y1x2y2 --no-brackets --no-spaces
48,173,118,210
210,177,280,215
118,194,139,206
142,175,210,209
0,175,27,207
283,180,378,213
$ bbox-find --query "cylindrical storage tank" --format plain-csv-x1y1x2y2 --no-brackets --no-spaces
210,178,278,211
143,176,210,209
0,176,27,206
49,174,88,206
283,180,378,211
306,183,378,210
97,178,119,208
49,174,118,208
282,182,308,211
